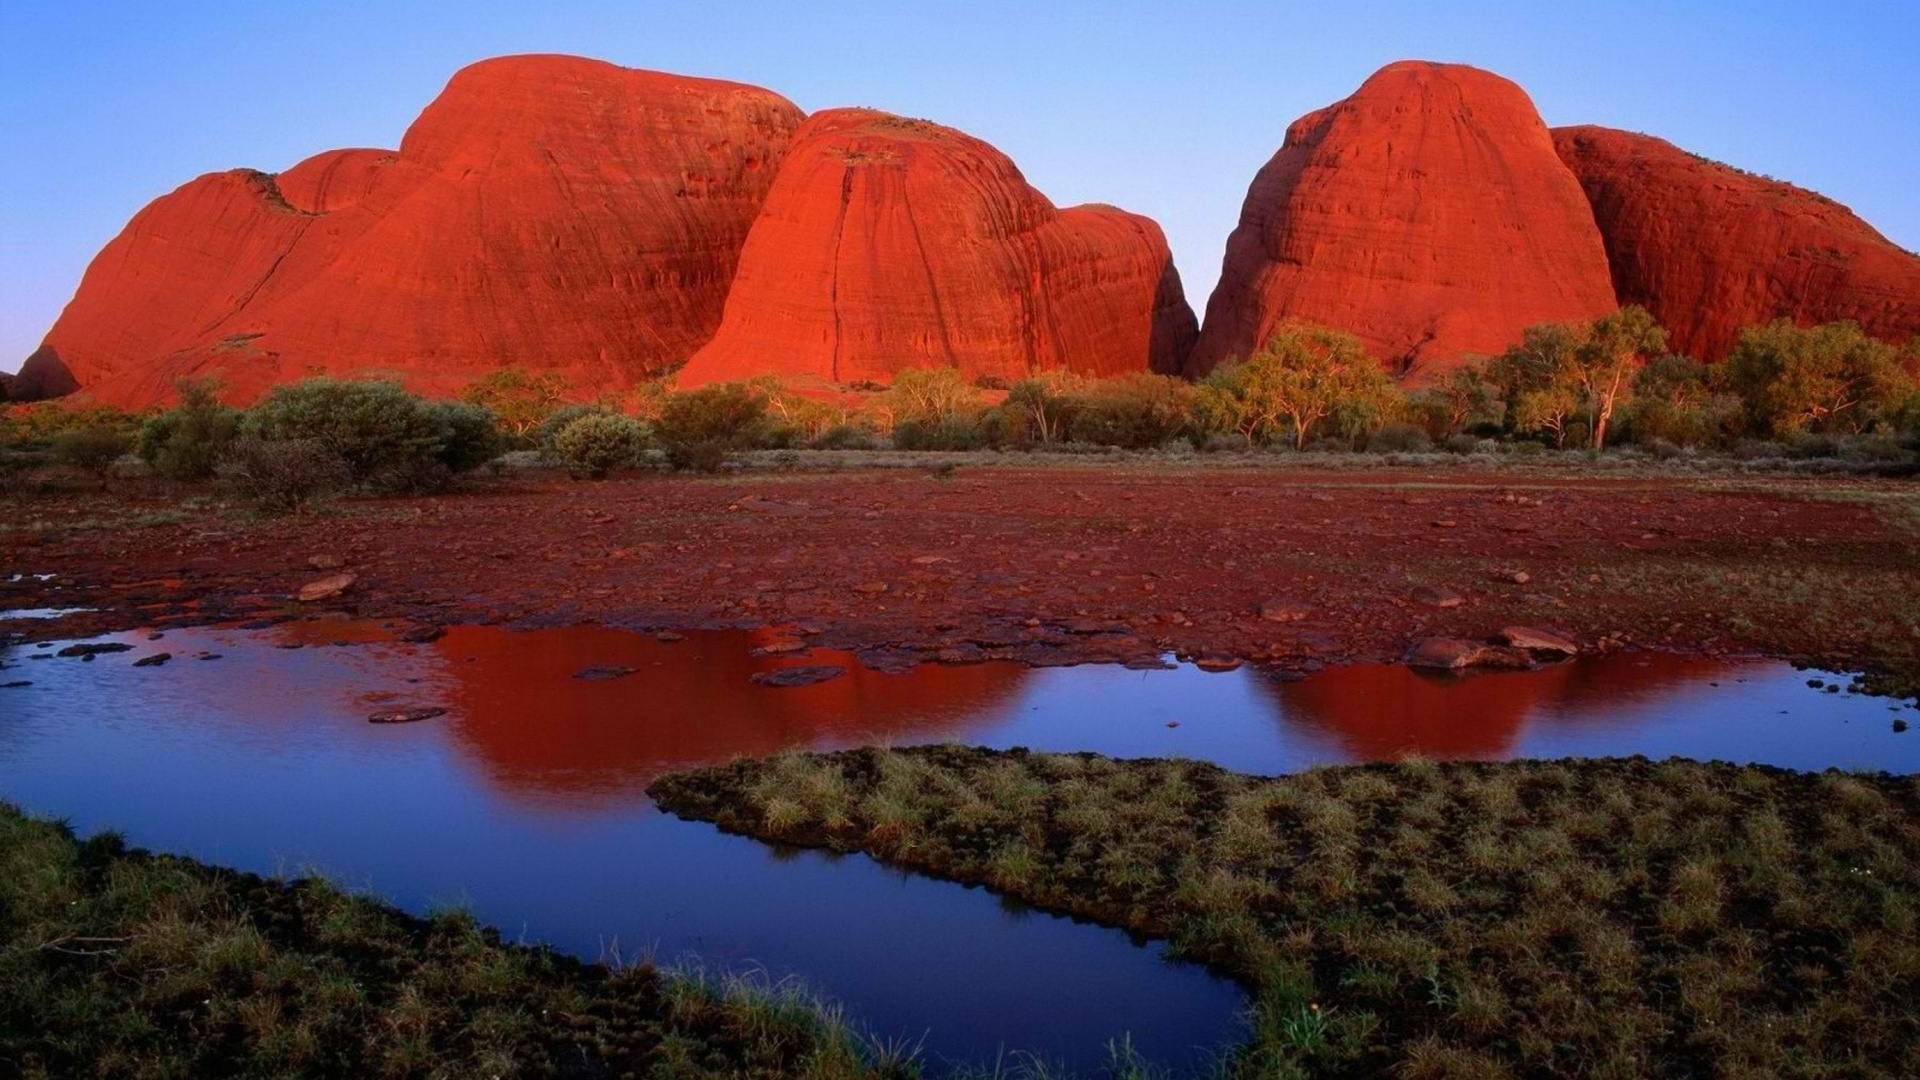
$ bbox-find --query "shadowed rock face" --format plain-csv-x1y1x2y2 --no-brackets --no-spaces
28,55,804,408
6,346,81,401
677,109,1196,387
1190,61,1618,380
1553,125,1920,361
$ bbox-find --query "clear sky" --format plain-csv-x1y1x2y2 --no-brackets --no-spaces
3,0,1915,373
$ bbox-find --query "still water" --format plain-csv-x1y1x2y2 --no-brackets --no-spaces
1,620,1913,1069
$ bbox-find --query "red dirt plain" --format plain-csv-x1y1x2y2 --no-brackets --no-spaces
4,460,1917,685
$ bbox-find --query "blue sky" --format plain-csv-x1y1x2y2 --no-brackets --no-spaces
4,1,1915,372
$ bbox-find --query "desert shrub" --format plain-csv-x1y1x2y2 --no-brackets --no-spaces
535,403,614,454
810,424,880,451
1720,320,1913,437
1062,373,1195,449
2,403,141,448
1364,421,1433,454
243,379,500,491
655,383,770,470
893,416,984,451
218,436,351,511
429,401,506,474
1198,322,1394,448
886,367,977,429
459,369,564,444
136,382,242,480
553,413,651,479
1442,433,1483,455
49,426,132,477
996,374,1083,446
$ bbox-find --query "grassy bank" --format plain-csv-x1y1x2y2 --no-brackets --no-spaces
652,749,1920,1079
0,802,909,1080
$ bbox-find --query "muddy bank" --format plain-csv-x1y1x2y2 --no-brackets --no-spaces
4,463,1917,689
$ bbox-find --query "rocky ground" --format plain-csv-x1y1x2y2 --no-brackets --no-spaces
4,458,1918,690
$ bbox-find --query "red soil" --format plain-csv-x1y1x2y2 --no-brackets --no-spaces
5,465,1914,682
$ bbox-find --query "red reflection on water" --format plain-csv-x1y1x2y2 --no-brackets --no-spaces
401,625,1025,806
1266,653,1734,760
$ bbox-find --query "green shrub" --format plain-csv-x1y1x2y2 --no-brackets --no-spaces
553,413,650,479
459,369,565,444
893,416,984,451
1364,421,1433,453
136,382,241,480
1720,320,1912,437
534,402,614,455
242,378,500,491
49,426,132,476
655,383,769,470
218,436,351,511
1062,373,1195,449
810,424,879,451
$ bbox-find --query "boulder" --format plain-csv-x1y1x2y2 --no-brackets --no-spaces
1498,625,1580,659
749,665,847,688
1552,125,1920,360
677,108,1196,386
24,55,805,407
1190,61,1618,378
296,572,356,603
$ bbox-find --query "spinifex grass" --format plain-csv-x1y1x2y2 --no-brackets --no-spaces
0,801,912,1080
652,748,1920,1079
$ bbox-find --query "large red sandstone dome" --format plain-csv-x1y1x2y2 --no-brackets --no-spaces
676,109,1196,387
24,55,804,408
1553,125,1920,361
1189,61,1619,378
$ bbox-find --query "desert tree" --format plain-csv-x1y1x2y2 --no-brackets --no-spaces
1574,305,1667,450
1720,319,1914,436
1201,321,1389,449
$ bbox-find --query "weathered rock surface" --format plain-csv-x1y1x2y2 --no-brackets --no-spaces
1552,125,1920,360
29,55,804,408
678,109,1196,386
1190,61,1618,378
1498,625,1580,659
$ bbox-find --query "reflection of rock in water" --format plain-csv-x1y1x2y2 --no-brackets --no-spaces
1264,653,1733,761
416,625,1026,806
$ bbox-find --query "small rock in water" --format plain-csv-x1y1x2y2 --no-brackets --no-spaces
749,640,809,657
654,631,686,643
1894,718,1909,733
396,623,445,644
2,680,30,689
750,665,846,688
57,642,134,659
1405,637,1533,671
1195,656,1243,673
132,653,173,668
368,707,446,725
573,665,637,681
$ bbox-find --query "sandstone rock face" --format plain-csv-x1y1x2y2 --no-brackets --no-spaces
1190,62,1618,378
29,55,804,408
677,109,1196,386
1552,125,1920,360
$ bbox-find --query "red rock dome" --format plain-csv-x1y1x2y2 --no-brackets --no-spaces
27,55,804,408
1189,61,1619,379
677,109,1195,386
1553,125,1920,361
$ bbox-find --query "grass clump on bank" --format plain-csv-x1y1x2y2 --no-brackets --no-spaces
651,748,1920,1080
0,801,910,1080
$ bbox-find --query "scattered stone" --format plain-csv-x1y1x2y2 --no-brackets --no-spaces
1165,721,1181,728
368,706,446,725
655,632,686,643
1490,569,1531,585
1498,626,1580,659
396,623,445,644
198,652,222,661
1430,519,1458,529
308,554,344,570
296,572,356,603
573,665,637,681
132,653,173,668
911,555,952,565
750,665,846,688
1259,603,1313,623
1410,585,1465,609
56,642,134,659
1195,656,1243,673
851,582,889,596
